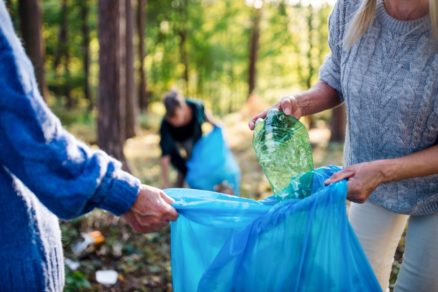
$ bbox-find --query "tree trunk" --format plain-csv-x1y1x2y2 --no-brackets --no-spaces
248,7,262,98
53,0,66,71
178,0,189,95
179,30,189,92
329,104,346,143
137,0,148,110
18,0,47,99
98,0,129,169
305,5,315,90
54,0,73,107
80,0,93,111
125,0,137,139
4,0,13,11
64,32,72,108
303,4,315,129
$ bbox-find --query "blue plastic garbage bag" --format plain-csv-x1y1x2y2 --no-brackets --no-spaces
166,166,381,292
186,126,240,195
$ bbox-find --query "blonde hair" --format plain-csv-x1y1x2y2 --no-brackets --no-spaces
343,0,438,48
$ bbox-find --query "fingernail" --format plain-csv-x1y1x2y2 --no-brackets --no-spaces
324,179,330,185
284,108,291,115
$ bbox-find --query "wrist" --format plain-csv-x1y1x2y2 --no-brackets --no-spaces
293,93,310,118
95,169,141,216
374,159,398,184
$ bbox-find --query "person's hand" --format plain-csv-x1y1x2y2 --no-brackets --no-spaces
123,185,178,233
248,95,303,130
324,161,388,203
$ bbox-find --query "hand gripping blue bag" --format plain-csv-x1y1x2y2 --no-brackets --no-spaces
166,166,381,292
186,126,241,195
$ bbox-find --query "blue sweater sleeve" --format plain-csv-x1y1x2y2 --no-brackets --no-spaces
0,2,139,220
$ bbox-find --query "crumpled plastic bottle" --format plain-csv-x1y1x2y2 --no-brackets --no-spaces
253,108,314,199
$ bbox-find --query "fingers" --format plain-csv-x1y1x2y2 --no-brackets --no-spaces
160,191,175,205
133,222,167,233
248,109,269,130
126,211,171,233
125,186,179,233
248,100,283,130
159,192,178,220
249,96,300,129
325,162,378,204
346,181,368,204
280,97,293,115
248,95,300,129
162,202,179,221
324,168,355,185
123,212,149,233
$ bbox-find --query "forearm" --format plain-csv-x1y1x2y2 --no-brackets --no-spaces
379,145,438,183
0,20,139,219
205,112,218,126
0,108,140,219
161,156,171,187
0,110,140,218
295,81,342,116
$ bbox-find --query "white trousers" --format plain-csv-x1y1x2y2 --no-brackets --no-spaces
349,201,438,292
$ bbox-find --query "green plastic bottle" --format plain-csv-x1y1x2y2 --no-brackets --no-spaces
253,108,314,199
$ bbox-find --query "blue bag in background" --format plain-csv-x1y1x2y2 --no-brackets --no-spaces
186,126,241,195
166,166,381,292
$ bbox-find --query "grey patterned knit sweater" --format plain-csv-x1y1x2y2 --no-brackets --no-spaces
320,0,438,215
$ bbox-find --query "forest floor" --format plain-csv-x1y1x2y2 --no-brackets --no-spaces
60,104,404,291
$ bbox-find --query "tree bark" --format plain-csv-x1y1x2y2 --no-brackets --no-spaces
305,5,315,90
125,0,137,139
53,0,73,107
64,30,72,108
179,30,189,91
80,0,93,111
178,0,189,94
137,0,148,110
329,104,346,143
18,0,47,99
248,7,262,98
303,4,315,129
98,0,129,168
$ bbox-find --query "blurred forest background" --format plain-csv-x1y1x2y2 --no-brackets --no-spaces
5,0,403,291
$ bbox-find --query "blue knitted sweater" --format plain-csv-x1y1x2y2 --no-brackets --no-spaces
0,1,140,291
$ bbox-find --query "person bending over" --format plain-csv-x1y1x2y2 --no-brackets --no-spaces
159,90,216,188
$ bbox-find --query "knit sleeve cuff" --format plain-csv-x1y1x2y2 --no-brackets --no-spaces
94,168,141,216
